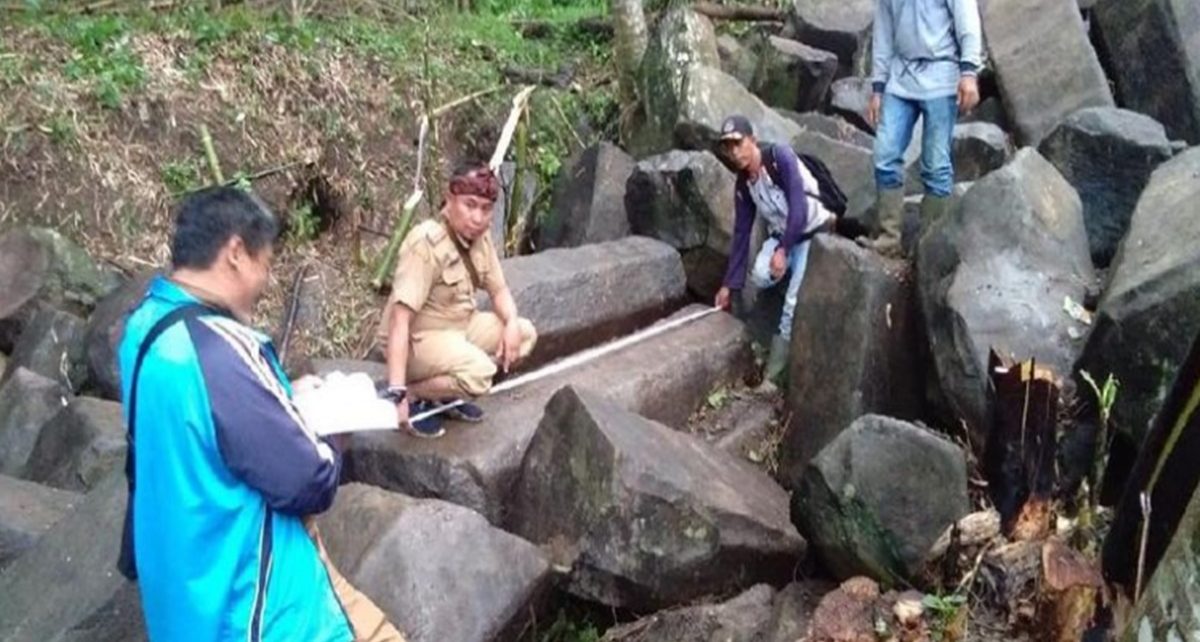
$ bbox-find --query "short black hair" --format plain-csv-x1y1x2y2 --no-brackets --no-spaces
451,159,490,178
170,186,279,270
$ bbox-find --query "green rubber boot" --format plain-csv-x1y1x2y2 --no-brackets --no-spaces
919,193,951,232
758,334,791,394
858,187,905,259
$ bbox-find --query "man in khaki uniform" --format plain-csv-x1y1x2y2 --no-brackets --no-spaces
379,162,537,437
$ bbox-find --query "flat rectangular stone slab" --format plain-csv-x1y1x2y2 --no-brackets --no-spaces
343,305,752,524
317,484,551,642
480,236,688,368
982,0,1113,144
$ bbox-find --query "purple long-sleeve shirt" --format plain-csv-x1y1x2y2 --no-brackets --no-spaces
722,144,810,290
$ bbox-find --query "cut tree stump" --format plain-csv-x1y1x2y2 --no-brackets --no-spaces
1039,539,1103,642
985,352,1059,540
980,540,1043,629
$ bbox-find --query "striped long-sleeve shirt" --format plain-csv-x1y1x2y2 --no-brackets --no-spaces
118,276,352,642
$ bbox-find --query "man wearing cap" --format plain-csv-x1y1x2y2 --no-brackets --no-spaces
859,0,982,257
714,115,837,389
378,161,538,437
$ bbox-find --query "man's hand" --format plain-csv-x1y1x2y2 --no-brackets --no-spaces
770,247,788,281
715,286,732,311
496,319,523,373
394,398,410,429
866,93,883,129
957,75,980,113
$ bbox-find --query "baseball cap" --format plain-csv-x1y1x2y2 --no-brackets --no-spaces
719,115,754,141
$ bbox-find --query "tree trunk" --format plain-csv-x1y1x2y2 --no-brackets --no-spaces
610,0,648,141
984,352,1060,540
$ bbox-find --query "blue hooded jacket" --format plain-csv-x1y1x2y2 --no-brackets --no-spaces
118,276,353,642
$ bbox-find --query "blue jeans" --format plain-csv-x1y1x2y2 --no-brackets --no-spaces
750,236,811,340
874,93,958,197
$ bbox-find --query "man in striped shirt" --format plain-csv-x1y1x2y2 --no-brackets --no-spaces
118,187,402,641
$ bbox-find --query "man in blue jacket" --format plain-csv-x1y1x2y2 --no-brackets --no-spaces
118,187,402,641
860,0,982,257
715,115,837,388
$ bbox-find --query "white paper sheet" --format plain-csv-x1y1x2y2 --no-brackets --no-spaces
293,371,398,436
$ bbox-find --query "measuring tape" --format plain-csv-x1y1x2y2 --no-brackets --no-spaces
407,306,723,423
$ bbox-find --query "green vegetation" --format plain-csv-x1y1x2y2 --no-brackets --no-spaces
922,592,968,642
6,2,616,231
286,202,320,245
533,608,602,642
160,160,203,194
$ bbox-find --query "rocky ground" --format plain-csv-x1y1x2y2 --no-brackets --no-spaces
2,1,1200,641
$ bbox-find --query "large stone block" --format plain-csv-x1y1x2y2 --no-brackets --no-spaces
539,142,635,249
0,472,145,642
1037,107,1174,267
1075,148,1200,445
3,307,87,390
788,0,875,78
982,0,1114,144
83,271,154,401
751,36,839,113
1093,0,1200,144
783,236,924,484
793,415,970,585
665,65,805,155
779,110,875,149
0,474,80,568
480,236,687,368
317,484,551,642
946,122,1012,185
23,397,126,493
343,306,753,524
626,150,736,252
917,149,1095,445
0,228,117,352
637,7,721,156
717,33,759,88
511,386,805,610
0,368,66,477
625,150,737,298
827,76,873,133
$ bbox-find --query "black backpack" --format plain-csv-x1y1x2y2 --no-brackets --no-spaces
760,142,849,216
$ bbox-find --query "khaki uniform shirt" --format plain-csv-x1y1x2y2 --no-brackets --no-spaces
379,219,506,344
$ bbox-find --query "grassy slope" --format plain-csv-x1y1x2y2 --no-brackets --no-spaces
0,2,614,364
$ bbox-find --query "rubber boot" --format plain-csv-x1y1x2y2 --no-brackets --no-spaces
857,187,905,259
919,193,951,233
757,334,791,394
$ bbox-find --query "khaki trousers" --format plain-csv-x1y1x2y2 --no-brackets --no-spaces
307,521,407,642
408,312,538,397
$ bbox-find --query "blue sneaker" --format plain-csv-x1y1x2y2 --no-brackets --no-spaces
405,400,446,438
444,400,485,423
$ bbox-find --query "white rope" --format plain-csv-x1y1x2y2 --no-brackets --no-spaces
408,306,722,423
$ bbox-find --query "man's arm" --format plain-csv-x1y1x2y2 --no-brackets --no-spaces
190,318,340,516
489,285,520,325
952,0,983,77
774,147,811,251
387,304,414,388
871,0,895,95
721,185,756,291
